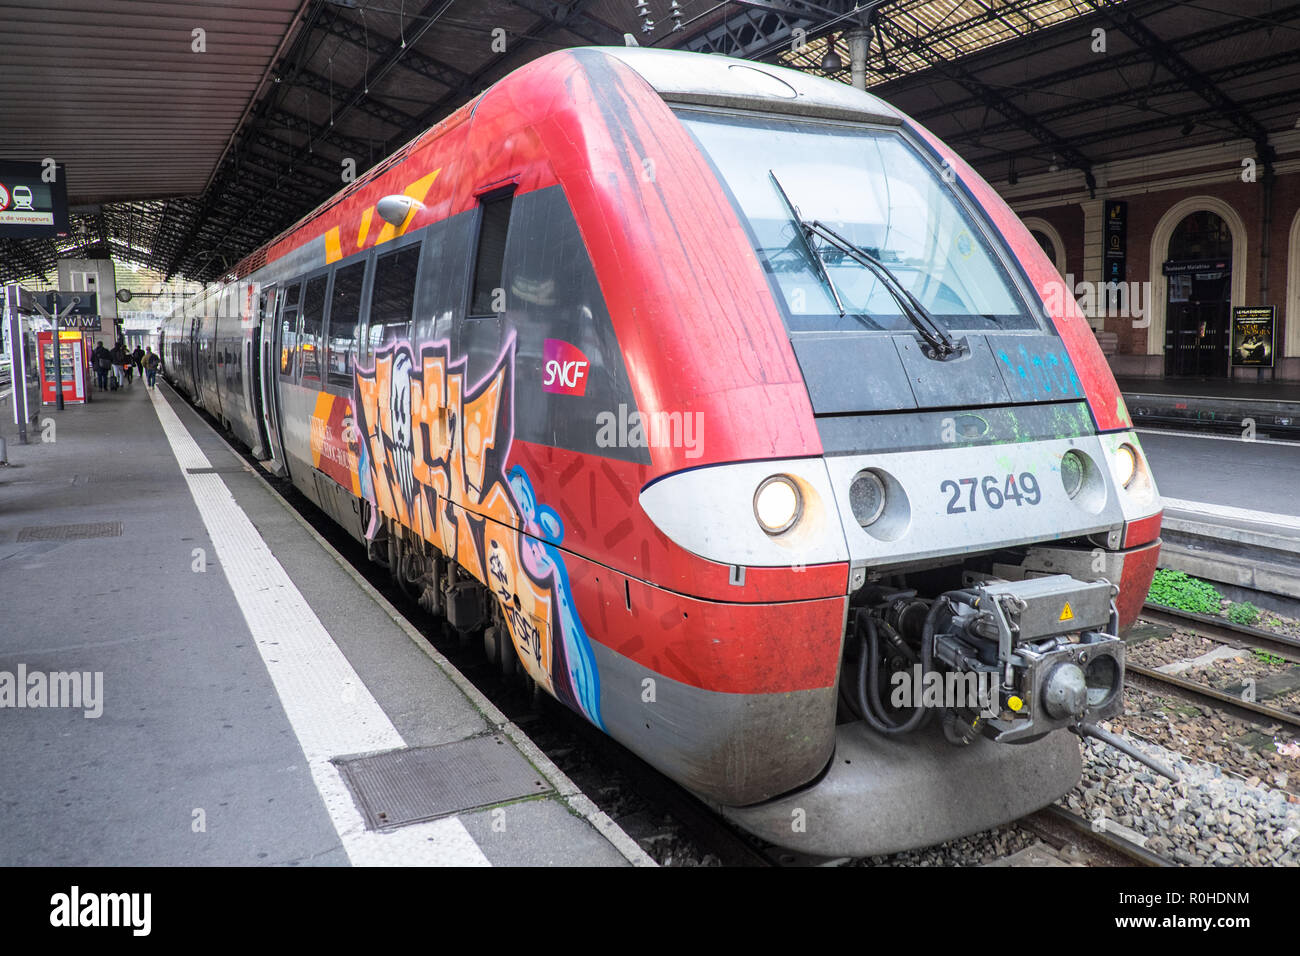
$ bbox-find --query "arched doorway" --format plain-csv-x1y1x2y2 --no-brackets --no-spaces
1163,210,1233,377
1147,196,1247,376
1022,216,1067,277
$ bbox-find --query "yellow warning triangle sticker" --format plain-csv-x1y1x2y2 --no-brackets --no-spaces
1059,602,1074,622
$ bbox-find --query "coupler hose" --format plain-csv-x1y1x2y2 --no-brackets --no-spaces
853,599,945,735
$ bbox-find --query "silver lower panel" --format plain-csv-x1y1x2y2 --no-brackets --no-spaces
717,723,1082,858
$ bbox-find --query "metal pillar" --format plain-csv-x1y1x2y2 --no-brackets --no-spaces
847,27,869,90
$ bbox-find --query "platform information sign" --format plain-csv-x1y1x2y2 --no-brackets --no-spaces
1230,306,1275,368
3,283,43,441
1103,200,1127,285
0,161,69,238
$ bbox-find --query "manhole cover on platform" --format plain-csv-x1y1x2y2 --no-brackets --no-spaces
16,521,123,542
336,735,551,830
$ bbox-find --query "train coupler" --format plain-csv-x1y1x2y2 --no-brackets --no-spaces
848,573,1179,781
938,574,1124,744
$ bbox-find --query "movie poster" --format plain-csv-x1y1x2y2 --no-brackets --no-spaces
1230,306,1275,368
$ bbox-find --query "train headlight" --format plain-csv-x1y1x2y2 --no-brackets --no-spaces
1115,443,1138,488
849,470,886,527
754,475,802,535
1060,450,1087,499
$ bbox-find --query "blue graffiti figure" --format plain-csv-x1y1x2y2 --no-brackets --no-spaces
508,465,604,729
354,415,380,538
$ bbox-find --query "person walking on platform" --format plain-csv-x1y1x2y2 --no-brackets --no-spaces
110,341,127,388
92,340,111,391
131,344,144,379
145,347,160,389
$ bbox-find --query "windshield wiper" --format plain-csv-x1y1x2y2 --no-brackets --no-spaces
805,219,964,359
768,171,847,318
768,170,963,358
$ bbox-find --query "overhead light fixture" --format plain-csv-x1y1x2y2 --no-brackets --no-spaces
821,34,843,73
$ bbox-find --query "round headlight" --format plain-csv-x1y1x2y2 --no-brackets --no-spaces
849,470,886,527
1060,450,1086,499
754,475,802,535
1115,443,1138,488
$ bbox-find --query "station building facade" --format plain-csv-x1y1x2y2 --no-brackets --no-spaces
1000,129,1300,383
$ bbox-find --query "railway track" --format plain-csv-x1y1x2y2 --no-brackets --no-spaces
1020,806,1173,867
1140,603,1300,663
1132,603,1300,731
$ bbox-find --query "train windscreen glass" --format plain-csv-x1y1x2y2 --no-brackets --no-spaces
678,111,1035,334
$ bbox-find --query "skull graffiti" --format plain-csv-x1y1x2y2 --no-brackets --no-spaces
389,347,416,507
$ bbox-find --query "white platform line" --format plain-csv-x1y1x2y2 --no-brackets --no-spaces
147,384,489,867
1136,427,1297,448
1160,496,1300,532
205,389,656,867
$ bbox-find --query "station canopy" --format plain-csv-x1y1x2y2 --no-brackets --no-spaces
2,0,1298,286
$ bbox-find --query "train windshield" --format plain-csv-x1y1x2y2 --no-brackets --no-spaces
678,110,1036,334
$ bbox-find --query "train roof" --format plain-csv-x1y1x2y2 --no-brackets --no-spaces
227,46,905,283
593,47,904,127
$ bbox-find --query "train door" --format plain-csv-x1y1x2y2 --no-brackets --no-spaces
189,314,202,396
245,285,266,459
257,284,288,476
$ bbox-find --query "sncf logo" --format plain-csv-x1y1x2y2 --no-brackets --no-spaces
543,339,589,396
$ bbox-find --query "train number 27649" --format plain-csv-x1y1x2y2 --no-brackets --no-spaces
941,472,1042,514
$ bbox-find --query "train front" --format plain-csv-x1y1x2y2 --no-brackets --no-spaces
583,49,1165,857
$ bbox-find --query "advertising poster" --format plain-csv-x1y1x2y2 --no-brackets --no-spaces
1230,306,1275,367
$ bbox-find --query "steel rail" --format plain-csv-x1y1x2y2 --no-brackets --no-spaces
1125,665,1300,731
1140,603,1300,663
1022,805,1174,867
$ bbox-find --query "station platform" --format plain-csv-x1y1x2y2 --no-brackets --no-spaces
0,379,651,867
1117,376,1300,441
1138,427,1300,605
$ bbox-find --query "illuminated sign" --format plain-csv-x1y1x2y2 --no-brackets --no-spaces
0,161,70,238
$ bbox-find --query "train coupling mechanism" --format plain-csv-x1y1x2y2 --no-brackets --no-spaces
845,574,1178,780
939,574,1123,744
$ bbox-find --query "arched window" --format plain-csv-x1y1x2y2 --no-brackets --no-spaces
1021,216,1067,277
1167,210,1233,260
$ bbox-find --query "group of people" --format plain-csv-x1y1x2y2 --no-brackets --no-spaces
91,340,160,390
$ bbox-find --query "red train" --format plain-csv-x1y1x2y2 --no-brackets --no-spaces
161,46,1164,857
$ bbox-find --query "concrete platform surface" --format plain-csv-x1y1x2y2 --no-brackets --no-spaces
1138,429,1300,604
1140,431,1300,521
0,379,650,867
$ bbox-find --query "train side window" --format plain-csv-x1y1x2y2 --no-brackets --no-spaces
363,243,420,363
468,190,514,317
327,261,366,388
279,282,301,378
298,275,328,385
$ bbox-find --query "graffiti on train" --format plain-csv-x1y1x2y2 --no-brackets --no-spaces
353,335,602,725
